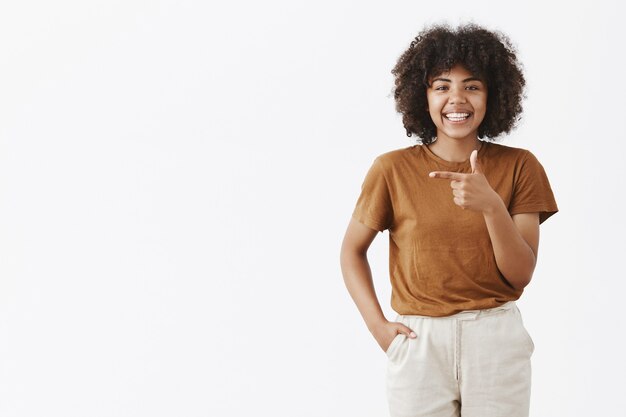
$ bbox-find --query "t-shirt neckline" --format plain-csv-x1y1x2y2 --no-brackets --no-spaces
421,140,489,169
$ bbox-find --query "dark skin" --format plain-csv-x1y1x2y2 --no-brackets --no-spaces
340,64,539,353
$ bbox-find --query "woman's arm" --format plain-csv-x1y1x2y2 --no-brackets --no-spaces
340,218,387,331
339,218,416,351
483,202,540,290
429,150,541,291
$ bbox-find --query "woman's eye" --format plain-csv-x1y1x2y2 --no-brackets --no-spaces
434,85,479,91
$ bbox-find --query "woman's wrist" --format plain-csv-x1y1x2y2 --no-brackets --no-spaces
482,192,507,217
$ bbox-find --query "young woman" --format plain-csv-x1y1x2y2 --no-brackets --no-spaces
339,22,558,417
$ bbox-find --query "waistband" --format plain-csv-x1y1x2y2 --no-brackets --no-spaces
396,300,518,321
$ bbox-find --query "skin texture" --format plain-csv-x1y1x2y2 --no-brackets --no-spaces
340,63,540,353
426,64,488,157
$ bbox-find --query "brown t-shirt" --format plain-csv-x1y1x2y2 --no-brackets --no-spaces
351,141,559,317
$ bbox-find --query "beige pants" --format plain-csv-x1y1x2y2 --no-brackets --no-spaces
385,301,534,417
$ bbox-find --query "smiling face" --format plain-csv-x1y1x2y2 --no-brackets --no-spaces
426,64,488,143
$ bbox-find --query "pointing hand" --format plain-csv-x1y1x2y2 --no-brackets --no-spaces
428,150,501,213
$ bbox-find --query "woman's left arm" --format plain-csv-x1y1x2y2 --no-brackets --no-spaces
429,150,541,290
482,201,540,290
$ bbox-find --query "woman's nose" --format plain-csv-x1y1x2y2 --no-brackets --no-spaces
449,87,467,103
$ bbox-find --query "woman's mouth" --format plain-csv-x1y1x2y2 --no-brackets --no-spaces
444,112,472,124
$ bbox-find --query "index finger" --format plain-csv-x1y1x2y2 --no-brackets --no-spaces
428,171,465,180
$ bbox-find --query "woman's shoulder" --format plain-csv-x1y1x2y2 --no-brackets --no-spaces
484,141,534,162
374,144,419,164
487,141,528,153
368,145,420,174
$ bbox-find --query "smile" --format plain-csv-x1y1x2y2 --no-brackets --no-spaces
444,112,471,123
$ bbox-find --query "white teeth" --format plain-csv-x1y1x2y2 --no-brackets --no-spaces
445,112,470,121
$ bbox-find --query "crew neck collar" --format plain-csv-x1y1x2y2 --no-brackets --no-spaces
421,140,489,169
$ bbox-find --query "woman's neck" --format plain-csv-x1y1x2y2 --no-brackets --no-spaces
426,136,483,163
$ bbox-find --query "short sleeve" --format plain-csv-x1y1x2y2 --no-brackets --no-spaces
508,150,559,224
351,157,394,232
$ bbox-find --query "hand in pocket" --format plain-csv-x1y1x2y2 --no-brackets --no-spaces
371,320,417,353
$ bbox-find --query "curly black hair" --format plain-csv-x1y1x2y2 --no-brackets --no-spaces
391,22,526,144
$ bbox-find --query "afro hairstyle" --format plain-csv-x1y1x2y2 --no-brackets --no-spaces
391,22,527,144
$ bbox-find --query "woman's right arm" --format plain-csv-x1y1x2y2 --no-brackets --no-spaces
340,218,415,352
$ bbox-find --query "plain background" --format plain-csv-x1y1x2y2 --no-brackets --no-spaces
1,0,624,416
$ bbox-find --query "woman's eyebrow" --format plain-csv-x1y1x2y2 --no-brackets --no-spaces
432,77,482,83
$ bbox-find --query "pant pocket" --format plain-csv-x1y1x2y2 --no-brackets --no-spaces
385,333,405,358
514,306,535,354
520,323,535,354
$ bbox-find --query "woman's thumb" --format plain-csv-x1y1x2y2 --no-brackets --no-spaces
399,324,417,338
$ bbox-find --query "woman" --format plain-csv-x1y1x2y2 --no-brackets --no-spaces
339,22,558,417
